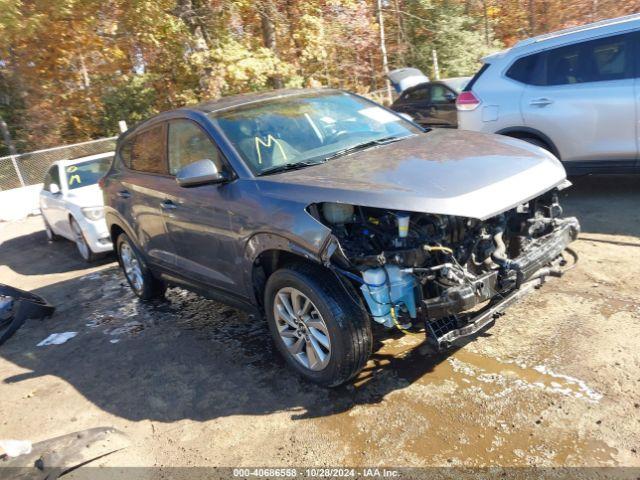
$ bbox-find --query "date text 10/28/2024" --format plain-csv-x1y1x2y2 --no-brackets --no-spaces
233,468,400,478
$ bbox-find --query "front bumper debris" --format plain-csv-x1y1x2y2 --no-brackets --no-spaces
0,284,55,346
423,217,580,349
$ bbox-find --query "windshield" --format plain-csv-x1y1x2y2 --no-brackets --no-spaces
65,156,112,190
208,91,421,175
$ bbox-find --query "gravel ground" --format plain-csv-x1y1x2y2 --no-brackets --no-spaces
0,174,639,472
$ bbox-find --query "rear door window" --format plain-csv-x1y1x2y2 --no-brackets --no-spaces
546,43,584,85
129,124,167,174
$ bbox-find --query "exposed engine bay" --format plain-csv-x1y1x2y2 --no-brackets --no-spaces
311,187,580,349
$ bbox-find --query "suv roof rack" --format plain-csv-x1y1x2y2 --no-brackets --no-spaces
513,13,640,49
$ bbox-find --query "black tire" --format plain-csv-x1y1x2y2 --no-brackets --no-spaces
264,263,372,387
519,136,551,152
70,217,98,263
116,233,166,300
43,218,60,242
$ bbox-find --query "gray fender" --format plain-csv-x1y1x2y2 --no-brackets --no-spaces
105,210,141,253
242,232,330,305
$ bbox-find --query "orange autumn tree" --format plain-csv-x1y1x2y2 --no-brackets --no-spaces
1,0,639,154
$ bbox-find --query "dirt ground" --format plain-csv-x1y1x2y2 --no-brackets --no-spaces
0,174,639,472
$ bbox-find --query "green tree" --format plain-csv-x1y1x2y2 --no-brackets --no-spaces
403,0,502,78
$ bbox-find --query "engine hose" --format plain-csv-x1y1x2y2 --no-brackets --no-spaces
329,266,371,315
389,306,423,336
528,247,579,282
492,228,518,270
561,247,579,272
331,266,365,284
491,227,524,288
424,245,454,255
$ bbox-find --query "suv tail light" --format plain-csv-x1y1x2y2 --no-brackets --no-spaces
456,91,481,111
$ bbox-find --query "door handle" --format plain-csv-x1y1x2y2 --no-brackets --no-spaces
160,200,177,210
117,190,131,199
529,98,553,107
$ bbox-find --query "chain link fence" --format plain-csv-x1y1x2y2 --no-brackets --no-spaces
0,137,117,191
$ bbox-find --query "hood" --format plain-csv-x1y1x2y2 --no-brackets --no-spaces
65,184,104,208
256,129,566,220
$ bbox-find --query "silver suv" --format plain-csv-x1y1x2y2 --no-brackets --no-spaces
457,14,640,175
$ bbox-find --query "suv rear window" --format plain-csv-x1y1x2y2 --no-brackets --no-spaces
506,53,545,85
463,63,490,92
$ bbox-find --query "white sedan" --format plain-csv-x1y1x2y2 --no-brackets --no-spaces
39,152,114,262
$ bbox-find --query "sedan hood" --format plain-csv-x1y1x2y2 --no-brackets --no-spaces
65,184,104,208
256,129,566,220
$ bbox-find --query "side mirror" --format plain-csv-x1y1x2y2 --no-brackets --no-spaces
444,92,457,103
49,183,61,195
398,112,414,122
176,159,228,187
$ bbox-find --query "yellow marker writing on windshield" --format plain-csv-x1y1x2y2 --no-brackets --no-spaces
68,174,81,186
255,135,287,165
66,165,78,173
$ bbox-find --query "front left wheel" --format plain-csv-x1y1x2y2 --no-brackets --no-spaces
116,233,166,300
70,217,97,262
264,263,372,387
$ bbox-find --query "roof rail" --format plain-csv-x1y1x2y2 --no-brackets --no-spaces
513,13,640,49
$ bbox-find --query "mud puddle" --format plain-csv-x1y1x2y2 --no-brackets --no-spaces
321,337,616,466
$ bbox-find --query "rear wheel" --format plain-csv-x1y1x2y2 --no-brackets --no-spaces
70,217,97,262
265,263,372,387
116,233,165,300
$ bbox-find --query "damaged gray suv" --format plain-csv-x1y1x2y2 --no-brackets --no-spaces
103,89,579,386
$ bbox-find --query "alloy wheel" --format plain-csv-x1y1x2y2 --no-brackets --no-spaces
274,287,331,371
119,242,144,293
71,220,90,260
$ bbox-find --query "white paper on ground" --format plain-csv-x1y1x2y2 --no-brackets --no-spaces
37,332,78,347
0,439,33,457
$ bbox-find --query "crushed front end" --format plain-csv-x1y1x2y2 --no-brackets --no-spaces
314,187,580,349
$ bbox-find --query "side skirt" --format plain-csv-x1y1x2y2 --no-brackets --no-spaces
154,267,261,316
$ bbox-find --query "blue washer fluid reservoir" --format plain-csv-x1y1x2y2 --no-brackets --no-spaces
360,265,417,328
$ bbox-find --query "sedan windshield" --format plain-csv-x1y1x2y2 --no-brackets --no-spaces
65,156,112,190
208,91,422,175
